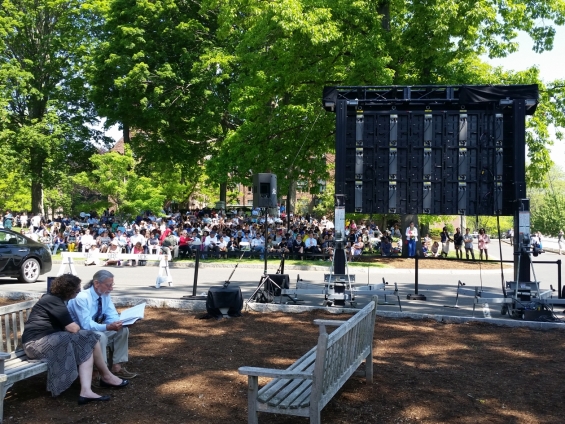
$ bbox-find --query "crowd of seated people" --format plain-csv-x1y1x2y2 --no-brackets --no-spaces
6,207,418,263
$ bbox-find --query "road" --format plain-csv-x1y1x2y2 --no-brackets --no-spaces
0,239,562,320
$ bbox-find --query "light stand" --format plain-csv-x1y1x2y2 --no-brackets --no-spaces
263,207,268,277
245,209,290,306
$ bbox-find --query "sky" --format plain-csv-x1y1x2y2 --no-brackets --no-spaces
483,27,565,163
104,27,565,158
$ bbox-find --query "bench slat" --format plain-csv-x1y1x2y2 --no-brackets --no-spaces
4,315,11,353
256,348,316,403
5,363,48,382
263,363,315,407
0,301,37,315
277,379,313,409
290,381,316,409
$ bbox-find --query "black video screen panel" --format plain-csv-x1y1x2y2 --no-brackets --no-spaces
338,110,511,215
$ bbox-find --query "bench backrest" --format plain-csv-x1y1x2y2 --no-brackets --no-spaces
312,297,377,410
0,300,38,356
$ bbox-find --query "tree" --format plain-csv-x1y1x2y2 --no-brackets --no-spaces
530,164,565,236
0,169,31,212
206,0,564,212
87,0,223,181
72,146,165,218
0,0,110,213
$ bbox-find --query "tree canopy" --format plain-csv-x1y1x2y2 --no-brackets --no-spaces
0,0,564,221
0,0,111,213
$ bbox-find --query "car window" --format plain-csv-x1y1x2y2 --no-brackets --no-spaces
13,235,26,245
0,231,25,245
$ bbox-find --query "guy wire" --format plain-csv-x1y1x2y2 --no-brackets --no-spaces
287,109,324,176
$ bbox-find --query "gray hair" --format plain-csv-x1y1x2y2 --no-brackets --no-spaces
83,269,115,289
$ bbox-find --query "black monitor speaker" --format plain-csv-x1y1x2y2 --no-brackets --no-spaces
252,173,278,208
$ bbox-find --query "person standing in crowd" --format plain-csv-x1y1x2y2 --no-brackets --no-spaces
463,228,475,260
558,230,564,255
478,228,490,260
22,274,127,404
31,212,43,232
440,227,453,258
3,210,13,230
405,221,418,257
453,228,464,259
68,270,138,384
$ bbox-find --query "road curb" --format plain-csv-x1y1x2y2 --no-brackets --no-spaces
51,259,504,274
2,291,563,330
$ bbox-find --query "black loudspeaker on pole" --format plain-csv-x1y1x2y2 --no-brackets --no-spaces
252,173,278,208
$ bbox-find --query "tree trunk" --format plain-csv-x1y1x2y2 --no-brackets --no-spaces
30,153,44,215
378,0,390,31
219,183,227,203
287,181,296,216
123,123,130,144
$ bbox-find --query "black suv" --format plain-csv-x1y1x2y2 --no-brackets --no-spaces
0,229,52,283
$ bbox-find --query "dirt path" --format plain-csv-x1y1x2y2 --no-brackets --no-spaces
3,305,562,424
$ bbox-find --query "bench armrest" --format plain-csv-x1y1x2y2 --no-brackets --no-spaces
238,367,313,380
313,319,347,327
0,352,10,360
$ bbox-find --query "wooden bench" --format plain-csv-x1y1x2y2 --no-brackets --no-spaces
0,300,45,423
238,296,378,424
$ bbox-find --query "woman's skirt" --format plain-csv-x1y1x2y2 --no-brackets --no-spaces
24,330,100,396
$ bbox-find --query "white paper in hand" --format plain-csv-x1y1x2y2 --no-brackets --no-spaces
119,303,146,325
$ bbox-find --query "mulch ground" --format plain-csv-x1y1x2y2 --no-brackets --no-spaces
2,300,563,424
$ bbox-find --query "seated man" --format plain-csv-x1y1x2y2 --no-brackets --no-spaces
250,233,265,259
304,231,322,255
114,230,129,253
161,231,179,259
380,236,392,257
67,270,137,383
217,235,229,257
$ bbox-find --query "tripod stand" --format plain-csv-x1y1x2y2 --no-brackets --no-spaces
223,250,246,288
245,254,288,306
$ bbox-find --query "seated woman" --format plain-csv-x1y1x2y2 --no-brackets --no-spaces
148,233,160,254
40,230,53,251
266,237,279,254
349,236,364,261
22,274,128,405
321,234,334,257
431,241,441,257
52,232,67,255
292,235,305,259
178,231,192,258
103,241,121,266
131,241,144,266
84,244,100,266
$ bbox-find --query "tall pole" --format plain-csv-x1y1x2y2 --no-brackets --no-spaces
510,99,530,283
264,208,268,276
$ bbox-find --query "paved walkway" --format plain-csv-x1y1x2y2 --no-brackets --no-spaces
0,239,563,325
